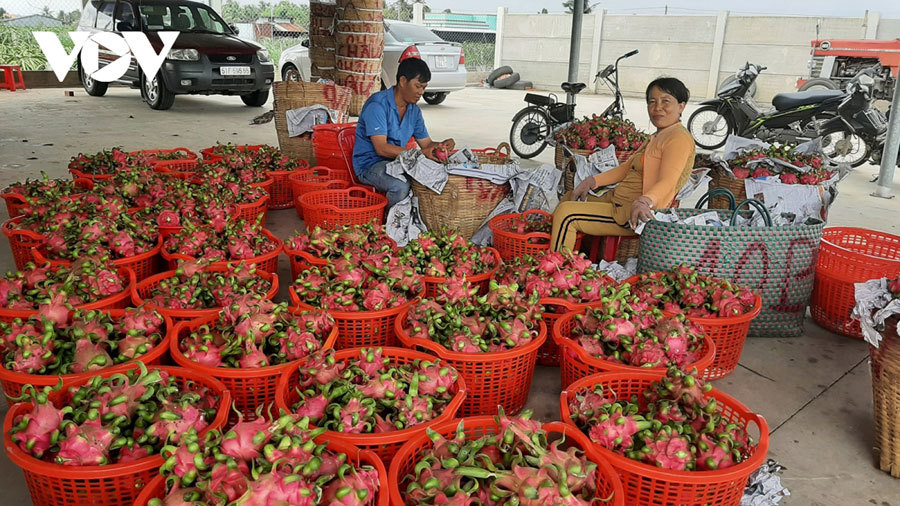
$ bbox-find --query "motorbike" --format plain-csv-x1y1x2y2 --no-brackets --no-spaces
508,49,638,158
688,63,852,156
818,70,892,167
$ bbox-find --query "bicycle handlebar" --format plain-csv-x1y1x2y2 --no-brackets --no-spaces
624,49,639,58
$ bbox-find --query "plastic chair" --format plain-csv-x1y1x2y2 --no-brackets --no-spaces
0,65,25,92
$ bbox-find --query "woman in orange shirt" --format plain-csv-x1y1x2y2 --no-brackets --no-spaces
550,77,696,252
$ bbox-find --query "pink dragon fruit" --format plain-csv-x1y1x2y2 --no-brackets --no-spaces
641,429,694,470
55,419,115,466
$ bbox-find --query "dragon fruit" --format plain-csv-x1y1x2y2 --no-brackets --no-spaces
495,250,614,306
8,384,71,458
398,226,499,281
163,217,277,263
630,266,758,318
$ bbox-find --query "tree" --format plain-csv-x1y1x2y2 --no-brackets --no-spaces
384,0,413,22
443,8,451,13
541,8,549,13
562,0,600,14
0,7,7,18
41,6,51,16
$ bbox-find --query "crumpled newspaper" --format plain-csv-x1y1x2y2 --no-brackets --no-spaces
385,149,448,193
567,145,619,191
384,193,427,247
472,165,562,246
741,460,790,506
634,202,815,235
676,167,712,202
852,278,900,347
743,177,835,222
593,258,638,282
634,211,725,235
284,105,341,137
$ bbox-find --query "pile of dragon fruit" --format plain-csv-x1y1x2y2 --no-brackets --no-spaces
566,284,706,368
141,178,267,230
401,410,604,505
1,172,89,207
293,252,424,312
284,348,459,433
163,218,277,263
628,265,758,318
149,414,380,506
67,147,133,176
554,115,648,152
495,250,615,306
404,279,543,353
399,227,499,279
285,222,395,263
1,306,165,375
1,258,126,310
178,299,334,368
8,363,220,465
567,367,756,471
140,261,273,311
92,167,173,210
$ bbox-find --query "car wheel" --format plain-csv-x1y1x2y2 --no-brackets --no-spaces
487,65,513,86
80,63,108,97
493,72,520,89
241,89,269,107
142,72,175,110
282,63,301,82
423,92,447,105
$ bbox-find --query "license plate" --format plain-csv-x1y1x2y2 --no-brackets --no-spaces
220,66,250,76
434,56,450,69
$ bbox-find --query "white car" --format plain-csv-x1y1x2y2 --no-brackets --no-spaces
278,20,466,105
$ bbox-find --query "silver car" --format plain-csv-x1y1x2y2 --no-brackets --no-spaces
278,20,466,105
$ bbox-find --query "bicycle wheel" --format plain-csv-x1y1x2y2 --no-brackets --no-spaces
510,106,552,158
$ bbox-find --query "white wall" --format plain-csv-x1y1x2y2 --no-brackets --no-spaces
497,11,898,101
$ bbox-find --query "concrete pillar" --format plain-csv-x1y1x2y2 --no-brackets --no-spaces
705,10,729,100
566,0,585,104
588,10,606,93
412,3,424,25
864,11,881,39
493,7,507,71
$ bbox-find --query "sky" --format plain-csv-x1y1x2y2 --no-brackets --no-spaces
3,0,900,19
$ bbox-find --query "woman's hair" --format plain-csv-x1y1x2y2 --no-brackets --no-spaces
646,77,690,104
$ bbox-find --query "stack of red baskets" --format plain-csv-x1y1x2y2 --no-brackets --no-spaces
811,227,900,338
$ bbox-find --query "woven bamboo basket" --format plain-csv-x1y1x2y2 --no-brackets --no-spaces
273,81,353,163
312,65,337,81
411,177,510,240
338,0,383,8
338,3,383,20
336,56,383,74
707,167,748,209
310,0,337,17
555,144,590,171
309,16,334,36
336,19,383,34
560,147,636,193
472,142,512,164
336,32,384,59
870,316,900,478
310,34,336,49
310,47,336,67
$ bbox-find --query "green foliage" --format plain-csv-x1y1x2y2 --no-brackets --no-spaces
0,25,77,71
562,0,600,14
221,0,309,24
461,41,494,72
257,36,302,70
384,0,414,22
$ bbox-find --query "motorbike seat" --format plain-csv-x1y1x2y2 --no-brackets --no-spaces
561,82,587,95
524,93,552,106
772,90,845,111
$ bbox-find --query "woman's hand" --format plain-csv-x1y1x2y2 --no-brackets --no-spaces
572,178,595,201
629,195,655,228
441,139,456,151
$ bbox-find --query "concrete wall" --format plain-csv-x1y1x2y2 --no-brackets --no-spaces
496,11,898,101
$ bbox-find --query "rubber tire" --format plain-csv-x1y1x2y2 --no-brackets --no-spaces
820,125,870,168
241,89,269,107
799,78,839,91
509,81,533,90
423,92,448,105
487,65,513,86
80,63,108,97
142,73,175,110
493,72,520,89
687,105,733,150
720,75,756,98
281,63,301,82
509,106,552,159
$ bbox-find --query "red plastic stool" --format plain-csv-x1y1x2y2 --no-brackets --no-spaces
0,65,25,91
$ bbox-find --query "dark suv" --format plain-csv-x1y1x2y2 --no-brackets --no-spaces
77,0,274,110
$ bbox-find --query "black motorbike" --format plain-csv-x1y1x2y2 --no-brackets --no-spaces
688,63,850,152
818,70,891,167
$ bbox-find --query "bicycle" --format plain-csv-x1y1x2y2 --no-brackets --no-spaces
508,49,639,159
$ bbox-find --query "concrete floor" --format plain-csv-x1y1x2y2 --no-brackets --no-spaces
2,85,900,504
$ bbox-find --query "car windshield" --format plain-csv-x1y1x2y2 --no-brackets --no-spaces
387,21,443,43
138,2,230,33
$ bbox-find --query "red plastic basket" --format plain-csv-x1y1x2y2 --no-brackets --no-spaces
396,309,546,416
560,371,769,506
267,169,303,210
2,216,42,270
489,210,553,261
33,238,161,283
289,166,353,200
130,148,199,177
170,311,337,420
233,192,270,225
3,365,230,506
131,265,279,326
0,308,170,399
313,123,357,172
290,287,419,349
68,168,115,182
389,416,625,506
275,346,466,467
422,247,501,298
1,179,94,219
283,246,329,281
200,144,262,163
299,188,387,231
553,311,717,389
811,227,900,339
536,298,590,366
161,228,282,274
133,437,388,506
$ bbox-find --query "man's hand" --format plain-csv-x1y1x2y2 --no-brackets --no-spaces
629,195,655,228
572,178,596,201
422,144,439,162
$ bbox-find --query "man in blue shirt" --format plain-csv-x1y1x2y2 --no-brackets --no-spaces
352,58,454,207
